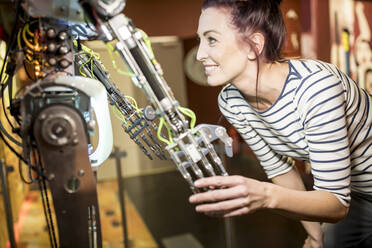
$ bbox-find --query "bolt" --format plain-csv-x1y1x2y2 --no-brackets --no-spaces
58,45,69,55
73,138,79,145
58,31,68,41
48,173,55,181
39,114,47,121
46,28,56,39
78,169,85,177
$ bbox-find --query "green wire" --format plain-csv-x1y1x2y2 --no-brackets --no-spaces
138,29,154,58
106,43,135,77
112,105,127,123
178,106,196,129
157,117,174,145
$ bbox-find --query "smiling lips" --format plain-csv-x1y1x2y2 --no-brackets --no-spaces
203,64,219,76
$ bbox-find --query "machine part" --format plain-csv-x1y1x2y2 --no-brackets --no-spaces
24,0,85,22
19,77,111,167
39,111,78,146
18,19,75,79
84,0,126,18
143,105,156,121
75,51,166,160
109,147,129,248
33,104,102,248
107,14,188,133
0,161,17,248
54,75,114,167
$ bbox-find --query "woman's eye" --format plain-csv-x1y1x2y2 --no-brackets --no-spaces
208,37,217,45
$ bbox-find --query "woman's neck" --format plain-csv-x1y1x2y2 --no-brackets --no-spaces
232,61,289,111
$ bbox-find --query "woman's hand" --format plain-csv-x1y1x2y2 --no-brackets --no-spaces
302,221,323,248
188,175,271,217
303,235,323,248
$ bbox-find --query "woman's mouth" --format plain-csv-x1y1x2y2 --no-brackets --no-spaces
204,65,219,76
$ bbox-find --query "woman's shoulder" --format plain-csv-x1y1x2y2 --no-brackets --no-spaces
219,84,240,100
289,58,329,72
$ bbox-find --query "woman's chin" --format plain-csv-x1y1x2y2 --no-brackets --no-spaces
207,77,228,87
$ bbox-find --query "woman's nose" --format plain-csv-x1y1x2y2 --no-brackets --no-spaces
196,44,207,61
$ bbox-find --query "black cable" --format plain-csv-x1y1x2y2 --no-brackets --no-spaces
18,157,33,184
1,71,17,132
0,129,47,180
0,0,21,80
36,149,58,248
0,117,21,146
0,0,23,136
38,178,56,248
26,149,38,183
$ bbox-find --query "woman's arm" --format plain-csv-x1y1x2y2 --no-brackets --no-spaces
271,168,323,246
189,174,348,223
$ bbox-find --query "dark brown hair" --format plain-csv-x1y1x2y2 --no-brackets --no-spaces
202,0,286,62
202,0,286,108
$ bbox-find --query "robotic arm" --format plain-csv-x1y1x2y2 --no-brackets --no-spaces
80,0,233,193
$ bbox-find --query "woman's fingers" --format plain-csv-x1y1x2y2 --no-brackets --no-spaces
194,175,246,188
189,184,248,203
195,197,249,213
223,207,250,217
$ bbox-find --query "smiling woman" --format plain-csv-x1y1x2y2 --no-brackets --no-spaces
188,1,372,248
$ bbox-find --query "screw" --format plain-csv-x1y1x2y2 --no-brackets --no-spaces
48,173,55,181
78,169,85,177
39,114,47,120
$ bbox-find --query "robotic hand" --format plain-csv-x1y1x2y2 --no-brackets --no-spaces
79,0,233,193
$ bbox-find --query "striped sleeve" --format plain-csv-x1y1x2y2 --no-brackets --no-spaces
218,87,294,178
296,68,351,206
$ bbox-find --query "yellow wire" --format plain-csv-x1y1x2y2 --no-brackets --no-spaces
178,106,196,129
138,29,154,58
124,95,140,111
106,43,135,77
17,29,23,50
22,24,37,51
78,52,93,77
157,117,172,145
112,105,127,123
25,24,35,37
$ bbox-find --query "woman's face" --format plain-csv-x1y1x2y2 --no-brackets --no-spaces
196,7,252,87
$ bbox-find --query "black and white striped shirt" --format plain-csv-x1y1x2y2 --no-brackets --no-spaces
218,59,372,206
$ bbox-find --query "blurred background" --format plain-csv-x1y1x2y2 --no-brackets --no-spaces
1,0,372,247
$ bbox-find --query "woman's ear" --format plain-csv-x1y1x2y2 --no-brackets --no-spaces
246,32,265,60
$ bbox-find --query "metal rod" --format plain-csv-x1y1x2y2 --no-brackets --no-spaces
112,147,129,248
0,160,17,248
220,150,234,248
224,217,234,248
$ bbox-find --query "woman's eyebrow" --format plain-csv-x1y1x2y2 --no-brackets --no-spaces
197,29,221,37
203,30,220,36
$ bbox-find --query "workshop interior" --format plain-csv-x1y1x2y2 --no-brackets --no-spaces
0,0,371,247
